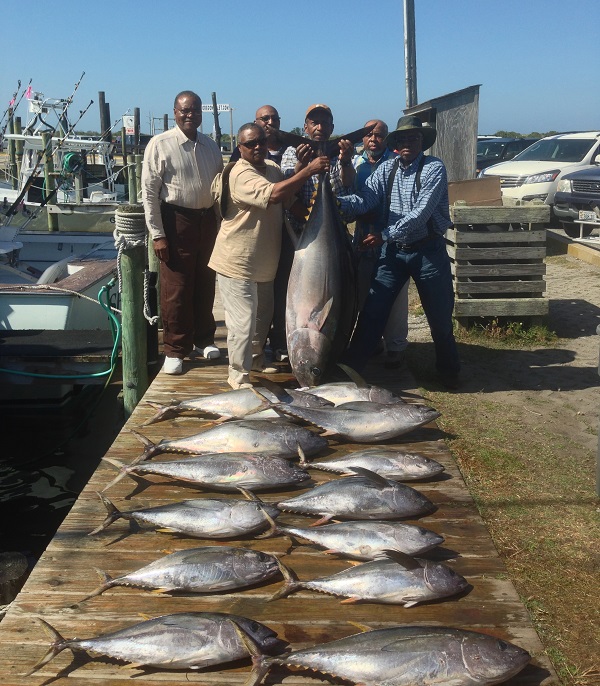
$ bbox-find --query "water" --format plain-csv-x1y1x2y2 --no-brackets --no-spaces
0,377,124,568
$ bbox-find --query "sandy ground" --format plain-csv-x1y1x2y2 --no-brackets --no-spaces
406,248,600,462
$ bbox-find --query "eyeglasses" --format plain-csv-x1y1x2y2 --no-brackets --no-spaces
240,138,268,149
257,115,280,123
176,108,202,116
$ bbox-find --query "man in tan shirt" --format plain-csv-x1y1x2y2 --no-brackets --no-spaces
209,122,328,389
141,90,223,375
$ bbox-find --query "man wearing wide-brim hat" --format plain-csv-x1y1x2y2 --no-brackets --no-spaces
338,114,461,389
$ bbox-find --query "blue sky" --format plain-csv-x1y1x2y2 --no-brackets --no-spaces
3,0,599,138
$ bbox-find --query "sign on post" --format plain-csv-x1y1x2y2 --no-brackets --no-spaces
123,115,135,135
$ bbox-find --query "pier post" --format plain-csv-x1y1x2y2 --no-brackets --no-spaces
41,132,59,232
7,115,17,191
14,117,23,183
127,154,137,202
116,205,149,417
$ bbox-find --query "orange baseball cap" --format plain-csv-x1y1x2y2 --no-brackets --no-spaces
305,104,332,119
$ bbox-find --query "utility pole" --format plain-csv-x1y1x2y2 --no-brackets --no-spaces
404,0,418,108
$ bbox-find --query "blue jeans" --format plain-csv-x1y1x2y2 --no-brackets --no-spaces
343,236,460,374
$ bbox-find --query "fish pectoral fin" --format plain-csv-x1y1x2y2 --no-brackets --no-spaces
381,549,422,570
347,620,372,632
307,297,334,331
340,597,361,604
149,588,173,595
403,599,420,608
310,514,333,526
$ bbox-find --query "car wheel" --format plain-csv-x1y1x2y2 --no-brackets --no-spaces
561,221,594,239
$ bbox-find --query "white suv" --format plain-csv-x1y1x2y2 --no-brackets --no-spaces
479,132,600,211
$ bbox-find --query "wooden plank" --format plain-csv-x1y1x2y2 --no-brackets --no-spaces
450,205,550,224
0,313,558,684
447,228,547,245
451,263,546,277
455,281,546,295
447,245,547,260
454,298,549,317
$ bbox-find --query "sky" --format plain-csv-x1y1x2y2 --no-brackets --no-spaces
2,0,599,139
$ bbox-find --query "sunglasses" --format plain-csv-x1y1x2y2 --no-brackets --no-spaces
257,115,280,123
240,138,268,149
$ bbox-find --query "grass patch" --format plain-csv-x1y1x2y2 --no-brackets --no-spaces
456,317,558,347
406,325,600,684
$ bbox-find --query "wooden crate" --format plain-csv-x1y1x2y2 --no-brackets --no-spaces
447,201,551,327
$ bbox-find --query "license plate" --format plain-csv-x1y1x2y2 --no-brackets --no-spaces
579,210,599,222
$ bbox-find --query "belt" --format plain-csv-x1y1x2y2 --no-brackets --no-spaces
395,234,439,253
162,202,211,217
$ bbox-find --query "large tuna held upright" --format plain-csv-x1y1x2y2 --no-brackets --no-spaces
286,173,357,387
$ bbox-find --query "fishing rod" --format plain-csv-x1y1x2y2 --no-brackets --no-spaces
0,78,34,146
0,79,28,139
3,73,87,220
0,79,20,135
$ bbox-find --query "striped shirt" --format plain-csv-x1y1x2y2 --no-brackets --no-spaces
141,126,223,239
339,152,452,244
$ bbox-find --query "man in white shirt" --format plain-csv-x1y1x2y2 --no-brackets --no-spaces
141,90,223,375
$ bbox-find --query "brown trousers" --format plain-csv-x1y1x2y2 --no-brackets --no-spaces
160,202,218,358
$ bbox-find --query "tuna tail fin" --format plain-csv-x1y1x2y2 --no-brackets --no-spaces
89,492,127,534
141,401,178,426
229,620,272,686
24,618,68,676
100,457,132,492
75,567,115,604
254,504,280,539
129,428,158,460
296,444,309,468
268,557,301,601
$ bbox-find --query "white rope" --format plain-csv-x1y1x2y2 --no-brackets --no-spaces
113,205,159,325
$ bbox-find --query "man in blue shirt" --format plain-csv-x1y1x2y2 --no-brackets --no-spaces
352,120,409,369
339,115,460,389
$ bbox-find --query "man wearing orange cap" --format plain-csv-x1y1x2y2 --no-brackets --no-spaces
281,104,355,224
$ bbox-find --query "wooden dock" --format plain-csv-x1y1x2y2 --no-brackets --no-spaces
0,323,558,684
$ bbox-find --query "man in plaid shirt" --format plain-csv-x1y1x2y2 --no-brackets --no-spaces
339,115,461,390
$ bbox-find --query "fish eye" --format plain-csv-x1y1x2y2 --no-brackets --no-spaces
311,367,321,376
498,640,508,651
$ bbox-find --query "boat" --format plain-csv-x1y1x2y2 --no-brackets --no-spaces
1,90,126,233
0,227,121,405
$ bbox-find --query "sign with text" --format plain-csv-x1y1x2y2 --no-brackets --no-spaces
202,104,231,113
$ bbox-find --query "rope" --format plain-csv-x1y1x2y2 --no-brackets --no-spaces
113,205,158,325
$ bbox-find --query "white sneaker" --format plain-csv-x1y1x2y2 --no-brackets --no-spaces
196,344,220,360
163,356,183,375
252,365,278,374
